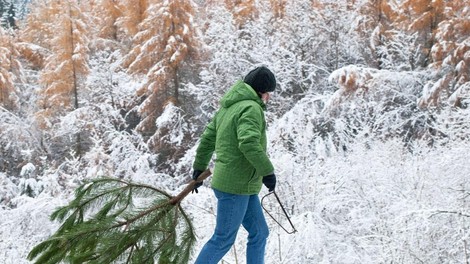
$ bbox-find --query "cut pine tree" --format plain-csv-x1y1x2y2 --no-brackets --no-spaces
27,169,212,264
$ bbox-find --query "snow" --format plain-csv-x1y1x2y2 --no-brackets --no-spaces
182,137,470,263
0,196,64,264
3,98,468,263
152,102,189,159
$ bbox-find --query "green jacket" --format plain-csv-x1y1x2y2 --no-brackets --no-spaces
193,80,274,195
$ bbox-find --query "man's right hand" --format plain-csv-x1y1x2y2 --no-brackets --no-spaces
192,169,204,193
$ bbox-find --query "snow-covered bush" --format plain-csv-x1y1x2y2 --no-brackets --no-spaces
0,173,18,208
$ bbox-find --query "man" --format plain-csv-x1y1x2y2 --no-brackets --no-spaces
192,66,277,264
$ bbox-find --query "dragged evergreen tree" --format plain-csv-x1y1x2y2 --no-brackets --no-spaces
28,170,211,264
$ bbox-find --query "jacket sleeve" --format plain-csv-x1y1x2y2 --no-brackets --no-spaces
237,105,274,177
193,115,217,171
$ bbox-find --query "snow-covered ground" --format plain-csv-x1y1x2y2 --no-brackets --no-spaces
3,136,468,263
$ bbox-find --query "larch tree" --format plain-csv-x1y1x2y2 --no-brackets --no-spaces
0,27,19,109
77,0,102,37
35,0,90,156
87,0,123,41
115,0,148,45
418,0,470,108
97,0,122,40
20,0,56,50
119,0,156,75
122,0,200,169
224,0,258,29
270,0,287,19
396,0,446,68
353,0,398,69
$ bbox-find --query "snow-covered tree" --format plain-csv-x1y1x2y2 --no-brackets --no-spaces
0,27,20,109
270,0,286,19
0,105,45,179
114,0,147,42
97,0,121,40
395,0,446,68
120,0,201,168
305,1,364,71
271,1,334,95
33,0,90,161
20,0,55,50
353,0,398,69
418,1,470,108
36,1,89,115
0,0,17,29
224,0,258,29
85,0,123,41
0,172,18,208
0,0,4,24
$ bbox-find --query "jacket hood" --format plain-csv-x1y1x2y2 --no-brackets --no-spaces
220,80,266,109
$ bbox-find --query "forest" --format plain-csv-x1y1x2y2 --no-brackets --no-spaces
1,0,469,263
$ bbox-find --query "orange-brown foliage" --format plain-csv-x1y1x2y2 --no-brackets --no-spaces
88,0,123,40
16,42,49,69
125,0,199,139
0,29,20,109
352,0,398,68
270,0,287,19
123,0,198,75
408,12,432,32
37,0,90,123
115,0,148,37
419,0,470,108
0,65,15,108
20,0,61,49
224,0,258,28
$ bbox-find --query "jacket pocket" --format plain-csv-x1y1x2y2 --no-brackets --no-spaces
247,169,257,184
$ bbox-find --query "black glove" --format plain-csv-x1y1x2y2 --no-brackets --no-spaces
192,169,204,193
262,174,276,192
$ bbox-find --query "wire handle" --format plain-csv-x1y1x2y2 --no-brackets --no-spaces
261,191,297,234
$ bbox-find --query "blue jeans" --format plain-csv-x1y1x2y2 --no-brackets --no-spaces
194,189,269,264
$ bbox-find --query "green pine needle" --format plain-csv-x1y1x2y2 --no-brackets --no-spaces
28,177,196,264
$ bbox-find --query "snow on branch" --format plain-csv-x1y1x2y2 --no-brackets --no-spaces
324,65,375,114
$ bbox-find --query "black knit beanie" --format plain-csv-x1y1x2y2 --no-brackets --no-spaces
243,66,276,94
